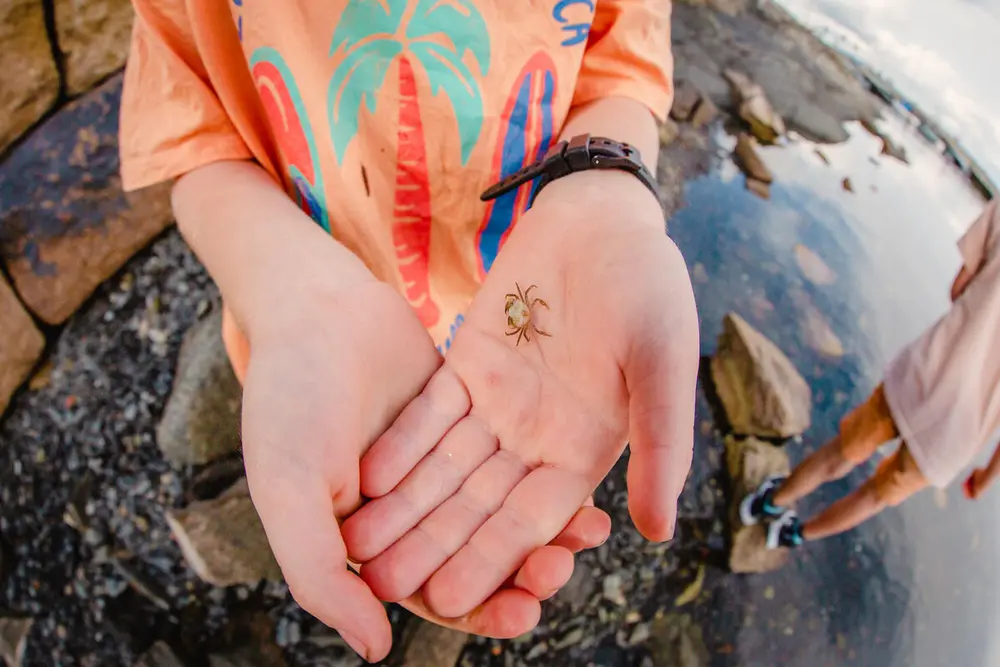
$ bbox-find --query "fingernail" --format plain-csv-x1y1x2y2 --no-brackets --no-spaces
340,632,369,662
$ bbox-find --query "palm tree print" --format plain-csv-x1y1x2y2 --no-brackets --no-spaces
328,0,490,328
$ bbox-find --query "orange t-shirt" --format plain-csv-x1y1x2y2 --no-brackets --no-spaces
120,0,673,361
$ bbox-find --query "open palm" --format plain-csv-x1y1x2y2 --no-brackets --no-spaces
343,174,700,618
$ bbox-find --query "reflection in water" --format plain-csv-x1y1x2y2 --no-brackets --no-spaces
668,113,998,666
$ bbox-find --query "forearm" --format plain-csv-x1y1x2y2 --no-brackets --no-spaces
171,160,373,339
982,445,1000,487
558,96,660,171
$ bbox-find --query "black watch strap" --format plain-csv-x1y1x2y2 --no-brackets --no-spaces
480,134,659,205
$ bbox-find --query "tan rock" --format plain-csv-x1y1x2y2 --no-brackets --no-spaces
711,313,811,438
814,149,831,165
790,288,844,358
670,80,702,123
0,276,45,416
134,642,185,667
157,310,243,466
689,95,718,129
401,620,468,667
745,178,770,200
725,436,790,573
648,613,709,667
0,617,33,667
165,481,281,587
0,0,59,155
842,177,854,193
707,0,748,14
723,69,786,143
658,118,680,146
733,134,773,184
793,244,836,285
0,75,173,325
55,0,135,94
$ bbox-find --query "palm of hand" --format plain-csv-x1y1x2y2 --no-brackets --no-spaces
344,185,700,619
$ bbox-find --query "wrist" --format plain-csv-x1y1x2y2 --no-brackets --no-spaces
529,169,663,229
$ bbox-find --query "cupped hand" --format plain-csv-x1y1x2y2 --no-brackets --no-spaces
239,276,610,662
342,171,700,619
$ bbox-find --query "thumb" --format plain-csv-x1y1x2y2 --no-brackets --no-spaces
248,468,392,662
623,284,699,542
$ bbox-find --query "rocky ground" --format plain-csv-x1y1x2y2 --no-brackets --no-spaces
0,2,887,666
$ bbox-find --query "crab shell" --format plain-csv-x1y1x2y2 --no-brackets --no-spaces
505,297,531,328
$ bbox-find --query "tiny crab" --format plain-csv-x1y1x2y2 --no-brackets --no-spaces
505,282,551,346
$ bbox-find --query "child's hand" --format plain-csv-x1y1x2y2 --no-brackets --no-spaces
964,468,988,500
239,275,610,661
342,172,700,618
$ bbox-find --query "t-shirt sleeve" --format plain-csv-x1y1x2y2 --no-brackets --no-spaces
571,0,674,121
119,0,252,192
957,201,998,273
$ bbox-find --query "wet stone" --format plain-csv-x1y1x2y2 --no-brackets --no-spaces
746,178,771,200
647,613,710,667
689,95,719,130
0,0,59,154
0,617,33,667
793,244,837,285
55,0,135,94
165,480,281,587
157,309,243,466
734,134,773,184
0,275,45,416
0,74,174,325
842,177,855,193
711,312,812,438
723,69,787,143
725,436,791,573
133,641,184,667
671,81,703,122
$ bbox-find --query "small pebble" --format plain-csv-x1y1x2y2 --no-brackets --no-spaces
602,574,627,607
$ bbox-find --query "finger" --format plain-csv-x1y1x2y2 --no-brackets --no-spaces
623,262,699,542
247,474,391,662
513,545,575,600
361,365,472,498
549,505,612,553
344,416,497,562
423,465,592,618
361,450,529,602
398,587,542,638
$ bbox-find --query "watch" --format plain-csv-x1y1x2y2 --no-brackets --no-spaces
480,134,659,206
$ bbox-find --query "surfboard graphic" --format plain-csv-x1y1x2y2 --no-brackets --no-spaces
477,52,557,277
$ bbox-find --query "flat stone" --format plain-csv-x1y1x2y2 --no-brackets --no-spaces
0,617,33,667
165,480,281,587
790,288,844,358
689,95,718,129
648,613,710,667
157,309,243,466
745,178,770,200
400,620,468,667
0,276,45,416
0,74,173,325
733,134,773,183
55,0,135,94
710,312,811,438
670,80,702,122
793,244,836,285
0,0,59,155
725,436,790,573
134,641,185,667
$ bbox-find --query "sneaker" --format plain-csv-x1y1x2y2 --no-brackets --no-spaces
739,475,787,526
767,510,804,550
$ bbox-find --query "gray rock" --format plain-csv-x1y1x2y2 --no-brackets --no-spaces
725,436,791,573
134,641,184,667
0,617,32,667
157,309,243,466
711,312,811,438
208,611,289,667
602,573,627,607
557,561,596,608
723,69,786,143
165,480,281,587
671,81,702,122
400,620,468,667
689,95,719,129
648,614,710,667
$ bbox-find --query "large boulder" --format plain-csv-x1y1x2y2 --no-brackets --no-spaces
711,313,811,438
0,74,173,325
723,69,786,143
157,309,243,466
725,436,790,573
0,276,45,416
165,480,281,587
55,0,135,94
0,0,59,155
